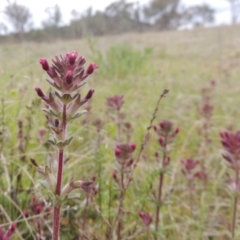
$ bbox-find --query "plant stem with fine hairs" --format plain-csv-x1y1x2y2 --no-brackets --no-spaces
53,104,67,240
155,145,167,238
232,169,239,238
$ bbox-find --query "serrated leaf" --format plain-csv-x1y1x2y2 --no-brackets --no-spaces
66,136,73,145
46,79,61,90
47,139,56,146
42,108,60,118
68,110,87,122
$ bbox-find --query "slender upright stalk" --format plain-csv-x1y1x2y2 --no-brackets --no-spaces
110,143,136,239
117,111,121,143
146,226,150,240
117,165,124,240
155,151,166,239
153,121,179,239
55,149,64,196
96,133,102,211
53,104,67,240
53,206,61,240
110,90,169,240
107,179,113,238
181,158,199,218
232,169,239,238
220,131,240,239
82,197,89,240
155,173,164,237
111,190,125,240
189,180,193,217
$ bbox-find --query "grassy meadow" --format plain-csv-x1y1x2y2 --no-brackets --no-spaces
1,25,240,239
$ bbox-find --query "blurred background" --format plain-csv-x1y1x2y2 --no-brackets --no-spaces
1,1,240,239
0,0,238,42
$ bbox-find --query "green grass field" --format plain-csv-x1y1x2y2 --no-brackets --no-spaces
1,25,240,239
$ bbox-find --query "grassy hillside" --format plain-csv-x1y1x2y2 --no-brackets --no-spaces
1,25,240,239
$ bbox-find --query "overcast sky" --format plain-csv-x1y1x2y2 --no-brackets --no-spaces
0,0,232,29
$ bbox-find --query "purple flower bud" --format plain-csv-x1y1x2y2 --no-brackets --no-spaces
159,120,173,134
35,87,45,98
66,51,78,65
113,170,118,180
127,158,134,167
195,171,207,180
158,136,164,146
38,129,46,138
66,70,73,84
138,211,152,226
114,143,136,162
78,56,86,66
23,210,29,218
92,175,96,182
35,205,43,214
165,156,171,166
106,95,124,111
40,58,50,71
130,143,136,152
55,119,60,127
219,132,225,138
10,223,16,232
115,147,121,158
86,63,99,75
5,222,17,238
181,158,199,172
175,127,180,135
85,89,95,100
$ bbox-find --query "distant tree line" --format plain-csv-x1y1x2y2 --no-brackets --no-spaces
0,0,226,42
